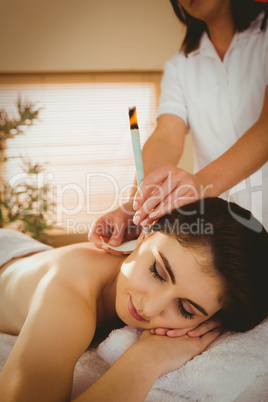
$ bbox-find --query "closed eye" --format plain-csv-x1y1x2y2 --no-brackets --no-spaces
178,299,194,320
150,262,195,319
149,261,165,282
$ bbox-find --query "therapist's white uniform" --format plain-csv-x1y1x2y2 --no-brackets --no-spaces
157,12,268,230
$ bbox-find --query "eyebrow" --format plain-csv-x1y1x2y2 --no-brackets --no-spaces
185,298,208,317
159,252,208,317
159,252,176,284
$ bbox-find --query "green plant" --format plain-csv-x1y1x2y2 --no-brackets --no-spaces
0,99,55,242
1,160,55,241
0,98,41,150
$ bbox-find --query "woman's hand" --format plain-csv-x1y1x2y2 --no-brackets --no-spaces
138,327,221,377
132,165,213,226
150,314,222,338
88,201,141,253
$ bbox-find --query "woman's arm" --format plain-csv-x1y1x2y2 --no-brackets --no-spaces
133,86,268,224
75,328,221,402
0,265,95,402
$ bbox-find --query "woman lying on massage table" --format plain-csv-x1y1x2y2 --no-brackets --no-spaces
0,197,267,402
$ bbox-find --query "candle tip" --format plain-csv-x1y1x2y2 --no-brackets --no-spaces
128,106,139,130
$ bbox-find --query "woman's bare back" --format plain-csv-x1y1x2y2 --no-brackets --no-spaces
0,242,123,334
0,241,126,401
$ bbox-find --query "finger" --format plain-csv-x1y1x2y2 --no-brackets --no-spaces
187,317,222,338
134,183,161,214
133,170,182,225
199,327,222,347
140,171,180,212
133,187,163,226
134,166,194,215
133,166,175,211
139,329,151,341
135,174,180,222
143,189,189,223
108,223,126,247
165,328,189,338
147,189,198,221
154,328,169,336
88,234,103,249
88,220,112,249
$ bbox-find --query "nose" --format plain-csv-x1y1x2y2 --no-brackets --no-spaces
141,291,170,319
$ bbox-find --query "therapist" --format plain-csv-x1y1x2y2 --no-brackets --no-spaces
89,0,268,249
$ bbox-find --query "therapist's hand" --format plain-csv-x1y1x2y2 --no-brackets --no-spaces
132,165,212,226
88,201,141,252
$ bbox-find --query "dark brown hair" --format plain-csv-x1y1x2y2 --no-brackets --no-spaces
169,0,268,55
151,197,268,332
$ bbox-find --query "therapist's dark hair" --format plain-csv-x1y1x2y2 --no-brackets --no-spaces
150,197,268,332
169,0,268,55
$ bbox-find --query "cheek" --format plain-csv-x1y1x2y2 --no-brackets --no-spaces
119,262,141,290
120,262,138,286
121,261,133,277
121,258,148,279
120,261,153,294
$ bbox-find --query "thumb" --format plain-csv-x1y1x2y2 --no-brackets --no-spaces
108,222,125,247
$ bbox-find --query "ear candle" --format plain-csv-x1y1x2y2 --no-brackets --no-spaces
128,106,149,237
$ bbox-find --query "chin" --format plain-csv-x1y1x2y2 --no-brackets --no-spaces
115,301,129,326
186,1,217,22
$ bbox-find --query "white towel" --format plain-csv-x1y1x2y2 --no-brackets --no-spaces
0,228,52,267
1,323,267,401
97,319,268,401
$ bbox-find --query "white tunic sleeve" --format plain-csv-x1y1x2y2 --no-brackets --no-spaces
156,53,188,127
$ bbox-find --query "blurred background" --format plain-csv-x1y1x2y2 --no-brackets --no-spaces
0,0,193,246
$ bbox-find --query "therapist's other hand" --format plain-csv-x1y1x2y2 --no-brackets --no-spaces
88,201,141,252
133,165,211,226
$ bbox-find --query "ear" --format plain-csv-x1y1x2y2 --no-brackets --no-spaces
136,231,145,247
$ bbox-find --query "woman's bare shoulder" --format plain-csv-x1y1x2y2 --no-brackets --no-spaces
44,242,124,293
0,242,124,334
52,242,124,273
1,241,123,298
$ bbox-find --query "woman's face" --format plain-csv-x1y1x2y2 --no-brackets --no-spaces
178,0,232,25
116,232,223,334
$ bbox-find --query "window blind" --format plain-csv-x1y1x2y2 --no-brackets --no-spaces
0,73,160,236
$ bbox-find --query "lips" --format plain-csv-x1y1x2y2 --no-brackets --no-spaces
128,297,147,322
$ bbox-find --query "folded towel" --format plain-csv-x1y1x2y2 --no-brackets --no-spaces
97,319,268,401
0,228,52,268
1,324,267,401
